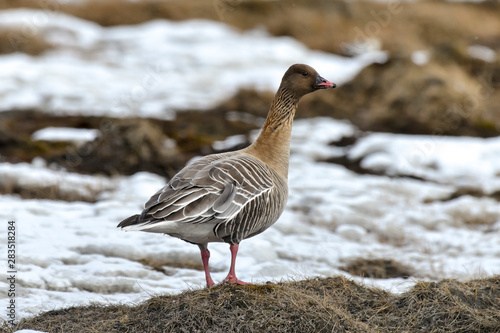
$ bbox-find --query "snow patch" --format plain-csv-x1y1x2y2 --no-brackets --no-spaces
468,44,497,63
0,9,387,119
32,127,100,144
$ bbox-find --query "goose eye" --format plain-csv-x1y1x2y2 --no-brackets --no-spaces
302,71,309,77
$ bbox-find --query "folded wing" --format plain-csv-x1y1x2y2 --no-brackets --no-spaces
123,153,276,231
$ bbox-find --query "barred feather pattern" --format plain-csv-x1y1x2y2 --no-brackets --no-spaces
118,63,331,252
120,151,288,245
264,88,298,131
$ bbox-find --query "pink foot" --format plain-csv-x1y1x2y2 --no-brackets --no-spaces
216,275,250,286
212,244,251,287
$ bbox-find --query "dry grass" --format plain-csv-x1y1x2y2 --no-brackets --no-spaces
302,56,500,137
4,275,499,333
1,1,499,137
137,257,204,274
208,52,500,137
0,110,259,180
340,258,413,279
0,182,99,202
0,4,498,331
1,0,500,56
0,29,52,55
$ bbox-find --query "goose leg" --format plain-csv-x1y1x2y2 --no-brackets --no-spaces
199,245,215,288
221,244,249,285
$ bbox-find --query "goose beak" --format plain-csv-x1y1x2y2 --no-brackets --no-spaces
315,75,336,89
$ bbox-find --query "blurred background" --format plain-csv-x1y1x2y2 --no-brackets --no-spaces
0,0,499,181
1,0,500,320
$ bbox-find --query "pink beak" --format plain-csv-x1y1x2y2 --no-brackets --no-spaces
315,75,336,89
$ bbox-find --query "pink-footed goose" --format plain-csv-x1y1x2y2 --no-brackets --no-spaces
118,64,335,287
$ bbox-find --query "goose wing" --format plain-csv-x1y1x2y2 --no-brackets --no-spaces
130,153,276,228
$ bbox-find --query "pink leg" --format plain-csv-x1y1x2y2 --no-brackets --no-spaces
220,244,249,285
200,249,215,288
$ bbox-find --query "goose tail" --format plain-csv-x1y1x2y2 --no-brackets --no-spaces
117,214,142,230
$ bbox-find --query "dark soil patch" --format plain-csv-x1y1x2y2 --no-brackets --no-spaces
425,187,500,204
321,153,500,203
137,257,204,275
340,258,413,279
319,153,427,183
200,55,500,138
0,109,260,179
5,276,500,333
0,182,99,203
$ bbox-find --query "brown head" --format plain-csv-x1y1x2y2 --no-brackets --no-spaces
247,64,336,177
278,64,336,98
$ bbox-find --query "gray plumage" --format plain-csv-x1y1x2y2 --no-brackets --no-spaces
121,152,287,245
118,64,335,287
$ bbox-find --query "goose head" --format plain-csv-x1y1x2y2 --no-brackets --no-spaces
279,64,336,98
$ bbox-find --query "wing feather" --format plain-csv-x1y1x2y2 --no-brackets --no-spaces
134,153,275,229
213,182,237,213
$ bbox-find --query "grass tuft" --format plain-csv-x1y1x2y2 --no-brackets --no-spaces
5,276,499,333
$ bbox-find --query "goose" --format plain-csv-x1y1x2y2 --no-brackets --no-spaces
118,64,336,287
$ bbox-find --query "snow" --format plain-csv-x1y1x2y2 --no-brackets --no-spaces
411,50,430,66
2,119,500,322
468,45,497,63
0,158,115,201
0,8,499,326
0,9,386,119
349,132,500,194
212,135,248,151
31,127,100,144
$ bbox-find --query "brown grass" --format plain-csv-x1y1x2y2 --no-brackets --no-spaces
1,0,500,56
301,56,500,137
341,258,413,279
1,1,499,137
0,109,259,180
0,182,99,202
4,275,499,333
0,29,52,55
137,257,204,274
